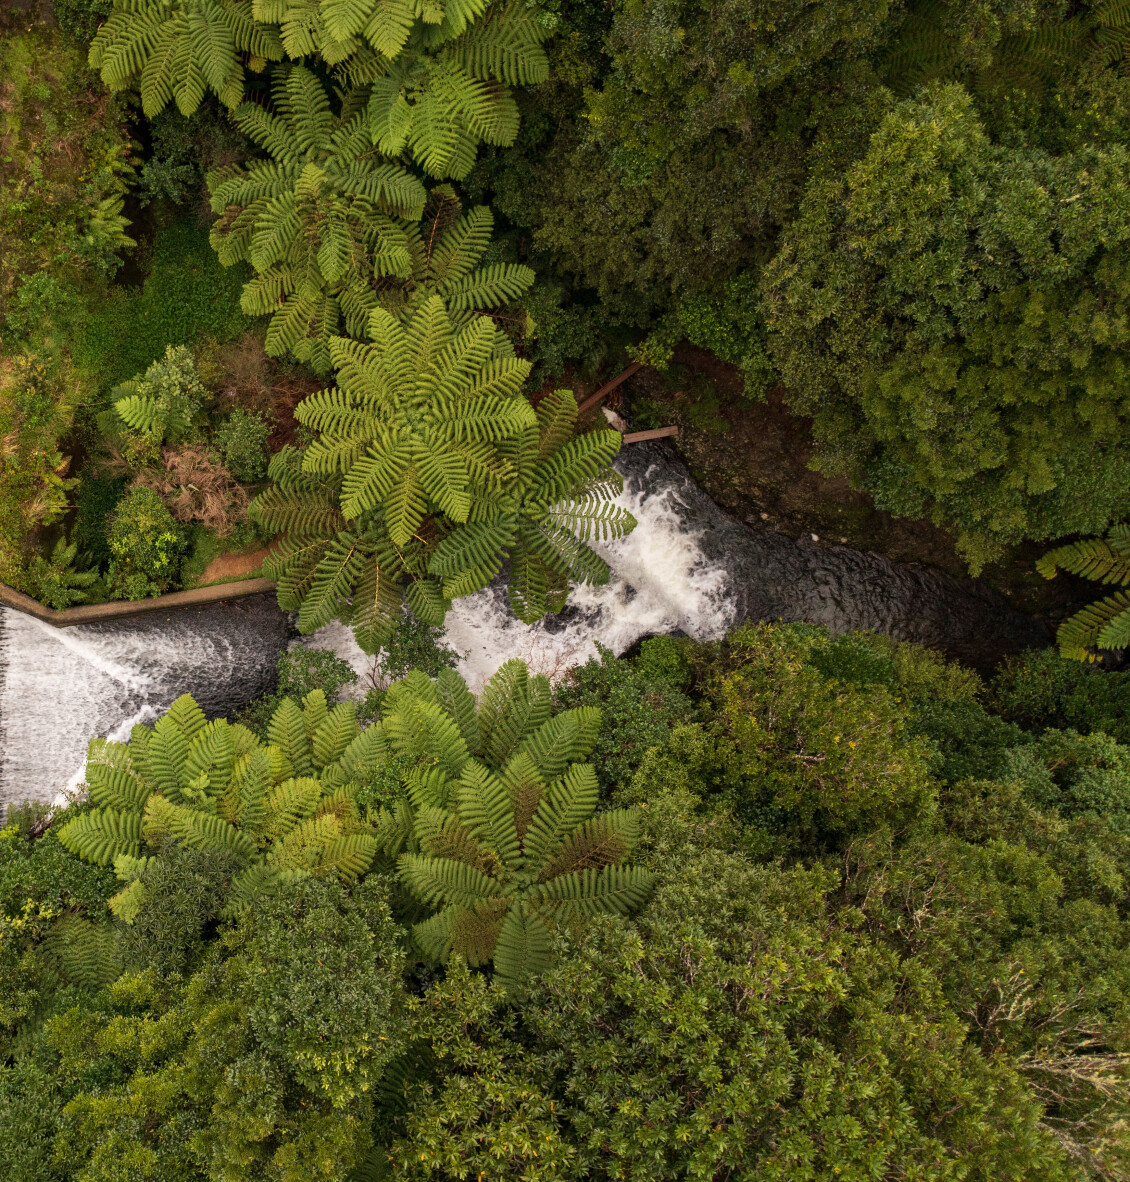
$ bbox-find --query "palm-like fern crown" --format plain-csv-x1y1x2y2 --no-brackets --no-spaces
253,295,534,648
297,295,535,537
256,0,490,65
208,65,427,371
429,387,636,620
252,298,638,649
375,660,654,991
89,0,285,118
265,0,550,179
90,0,547,175
1039,524,1130,660
57,689,383,917
377,189,534,321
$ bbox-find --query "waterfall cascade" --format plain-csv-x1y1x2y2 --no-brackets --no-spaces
0,444,1046,812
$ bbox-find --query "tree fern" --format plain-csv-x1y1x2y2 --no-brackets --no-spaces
381,660,653,991
90,0,284,117
1040,525,1130,659
377,190,533,323
58,690,386,916
430,387,636,622
209,65,426,371
253,294,535,649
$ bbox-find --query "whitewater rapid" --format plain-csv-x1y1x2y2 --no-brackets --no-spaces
0,443,1046,813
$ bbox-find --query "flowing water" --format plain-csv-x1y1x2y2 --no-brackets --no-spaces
0,444,1047,813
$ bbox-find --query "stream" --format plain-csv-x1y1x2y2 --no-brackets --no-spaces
0,443,1047,814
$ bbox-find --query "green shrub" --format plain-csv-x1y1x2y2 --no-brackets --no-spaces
116,846,241,977
1006,729,1130,826
277,646,359,702
368,610,459,689
991,648,1130,745
214,408,271,481
555,642,696,790
106,487,186,599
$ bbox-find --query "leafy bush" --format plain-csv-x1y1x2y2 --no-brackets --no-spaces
110,344,206,446
24,537,98,610
105,486,186,599
991,649,1130,745
555,641,696,789
213,407,271,482
277,647,359,703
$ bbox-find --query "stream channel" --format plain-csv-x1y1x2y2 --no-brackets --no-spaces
0,443,1048,814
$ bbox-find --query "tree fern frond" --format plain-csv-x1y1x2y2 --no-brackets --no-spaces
491,903,551,992
58,808,143,867
530,864,655,919
397,853,505,908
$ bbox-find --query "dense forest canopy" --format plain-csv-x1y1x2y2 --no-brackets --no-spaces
6,629,1130,1179
7,0,1130,1178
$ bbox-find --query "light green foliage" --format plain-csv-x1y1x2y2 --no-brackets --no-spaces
25,536,99,610
209,65,426,371
216,407,274,481
387,852,1080,1181
257,295,634,650
112,344,207,447
89,0,285,117
765,81,1130,571
374,659,653,990
48,876,406,1182
711,625,935,840
253,0,549,178
378,188,534,322
376,623,1130,1180
106,487,187,599
1038,524,1130,660
57,689,382,911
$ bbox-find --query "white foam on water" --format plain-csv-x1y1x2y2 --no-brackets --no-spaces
300,465,738,692
0,455,737,809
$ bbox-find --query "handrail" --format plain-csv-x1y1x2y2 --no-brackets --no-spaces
0,578,278,628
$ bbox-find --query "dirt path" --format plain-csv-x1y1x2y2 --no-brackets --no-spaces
196,545,274,585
